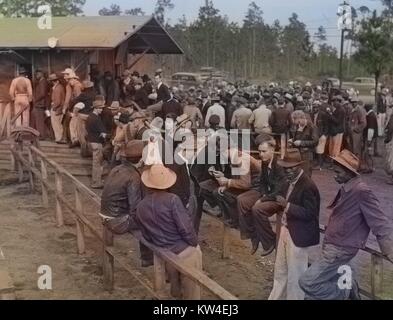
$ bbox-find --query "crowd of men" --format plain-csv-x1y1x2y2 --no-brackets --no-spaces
8,66,393,300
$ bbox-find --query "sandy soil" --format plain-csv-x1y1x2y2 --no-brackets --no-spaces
0,146,392,300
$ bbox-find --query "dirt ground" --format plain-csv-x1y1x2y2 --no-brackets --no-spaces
0,147,392,300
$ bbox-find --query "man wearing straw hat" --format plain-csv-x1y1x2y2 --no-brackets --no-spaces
86,98,109,189
299,150,393,300
135,164,202,299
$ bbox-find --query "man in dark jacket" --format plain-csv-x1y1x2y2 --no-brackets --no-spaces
313,99,330,169
269,97,291,159
32,70,49,139
100,140,153,266
237,135,288,256
86,99,109,189
269,149,320,300
327,97,345,157
299,150,393,300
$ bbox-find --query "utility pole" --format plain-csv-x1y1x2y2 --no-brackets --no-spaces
337,1,352,90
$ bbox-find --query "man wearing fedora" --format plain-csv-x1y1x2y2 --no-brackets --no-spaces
86,99,109,189
9,67,33,127
100,140,153,266
48,73,66,144
269,149,320,300
299,150,393,300
135,164,202,299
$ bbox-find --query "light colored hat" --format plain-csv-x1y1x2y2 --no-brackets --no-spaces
331,149,360,175
48,73,59,81
74,102,85,110
305,82,312,87
141,164,177,190
284,93,293,100
82,80,94,89
176,113,191,127
131,112,147,121
109,101,120,110
61,68,79,79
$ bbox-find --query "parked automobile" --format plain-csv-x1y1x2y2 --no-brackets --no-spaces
169,72,202,89
343,77,381,96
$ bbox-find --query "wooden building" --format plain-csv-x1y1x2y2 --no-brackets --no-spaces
0,15,183,101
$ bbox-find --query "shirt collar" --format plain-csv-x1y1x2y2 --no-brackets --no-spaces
343,176,362,193
290,169,304,186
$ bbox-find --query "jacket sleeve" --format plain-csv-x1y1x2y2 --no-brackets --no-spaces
127,177,142,216
287,187,320,221
172,195,198,247
360,188,393,256
299,125,319,148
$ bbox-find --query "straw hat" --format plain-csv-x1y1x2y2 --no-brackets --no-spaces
61,68,79,79
141,164,177,190
277,149,304,168
331,149,360,176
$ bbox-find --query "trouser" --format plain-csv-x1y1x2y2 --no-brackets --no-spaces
251,200,280,250
146,101,163,115
377,113,386,137
299,243,358,300
269,226,309,300
213,188,243,227
31,108,47,139
299,150,313,178
69,115,79,143
274,133,287,159
90,142,104,186
194,179,220,233
328,133,343,157
14,95,30,127
166,246,203,300
349,131,363,158
237,190,260,240
51,110,64,142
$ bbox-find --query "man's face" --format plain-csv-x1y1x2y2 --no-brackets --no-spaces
285,166,301,182
258,142,274,162
95,108,103,115
155,75,161,85
333,164,353,184
35,72,43,80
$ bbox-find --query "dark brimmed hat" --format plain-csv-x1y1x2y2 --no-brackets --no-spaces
121,140,145,159
277,149,304,168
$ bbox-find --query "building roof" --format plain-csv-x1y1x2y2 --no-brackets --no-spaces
0,15,183,54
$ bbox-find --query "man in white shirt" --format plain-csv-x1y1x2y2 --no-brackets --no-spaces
205,94,226,128
249,98,272,134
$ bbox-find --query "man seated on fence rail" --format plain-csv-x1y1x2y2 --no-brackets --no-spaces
237,135,288,257
100,140,154,268
135,164,202,300
299,150,393,300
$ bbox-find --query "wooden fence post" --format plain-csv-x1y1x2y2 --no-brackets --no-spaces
153,254,166,295
371,253,383,299
222,224,231,259
75,188,86,255
54,170,64,227
103,226,114,291
40,159,49,208
16,142,24,183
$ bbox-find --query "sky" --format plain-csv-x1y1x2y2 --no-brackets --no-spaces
83,0,384,50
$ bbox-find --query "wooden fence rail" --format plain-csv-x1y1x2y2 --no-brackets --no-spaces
11,145,237,301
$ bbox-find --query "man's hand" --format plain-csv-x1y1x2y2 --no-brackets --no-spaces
216,177,229,186
218,186,227,195
293,140,302,147
276,196,288,208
